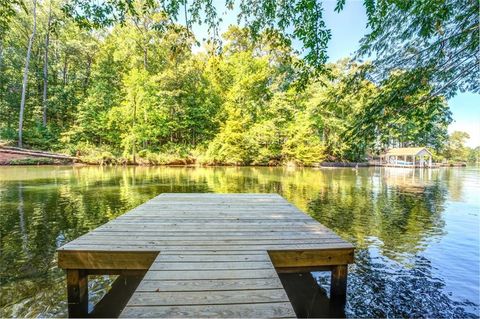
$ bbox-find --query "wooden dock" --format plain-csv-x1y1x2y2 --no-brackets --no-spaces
57,193,354,318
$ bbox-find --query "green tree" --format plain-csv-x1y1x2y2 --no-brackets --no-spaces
0,6,462,167
64,31,125,148
348,68,452,154
18,0,37,147
443,131,471,162
356,0,479,98
467,146,480,164
63,0,478,94
282,112,326,165
349,0,478,139
305,60,376,161
206,34,277,164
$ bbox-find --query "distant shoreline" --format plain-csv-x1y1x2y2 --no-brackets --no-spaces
1,160,468,168
0,147,468,167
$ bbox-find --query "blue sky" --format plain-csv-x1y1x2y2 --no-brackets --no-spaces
192,0,480,147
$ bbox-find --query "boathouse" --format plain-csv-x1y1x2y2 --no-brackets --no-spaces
380,147,433,167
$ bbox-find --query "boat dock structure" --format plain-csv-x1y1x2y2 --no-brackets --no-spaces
370,147,437,168
57,193,355,318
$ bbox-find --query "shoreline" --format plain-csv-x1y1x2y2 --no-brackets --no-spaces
0,155,370,168
1,161,469,168
0,147,468,168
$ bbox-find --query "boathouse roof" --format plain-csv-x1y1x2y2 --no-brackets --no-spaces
384,147,432,156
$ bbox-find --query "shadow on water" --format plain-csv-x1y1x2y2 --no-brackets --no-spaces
279,273,345,318
88,275,143,318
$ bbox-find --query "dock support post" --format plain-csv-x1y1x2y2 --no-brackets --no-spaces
67,269,88,318
330,265,348,305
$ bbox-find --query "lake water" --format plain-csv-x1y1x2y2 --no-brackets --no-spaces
0,166,479,318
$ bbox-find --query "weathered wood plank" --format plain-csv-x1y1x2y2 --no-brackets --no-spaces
154,254,270,262
143,269,279,280
127,289,290,306
59,242,353,251
58,251,158,269
120,302,296,318
71,238,347,246
81,233,336,240
92,226,329,233
269,248,355,268
136,278,284,292
91,230,333,235
112,217,313,222
157,250,269,255
149,261,273,270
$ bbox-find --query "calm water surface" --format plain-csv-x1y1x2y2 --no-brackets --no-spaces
0,166,479,317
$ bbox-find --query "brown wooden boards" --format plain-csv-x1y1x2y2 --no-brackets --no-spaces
121,251,295,318
57,193,355,318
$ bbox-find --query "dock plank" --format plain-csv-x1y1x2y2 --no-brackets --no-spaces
149,261,273,270
121,302,296,318
127,289,290,306
143,268,280,280
136,278,284,292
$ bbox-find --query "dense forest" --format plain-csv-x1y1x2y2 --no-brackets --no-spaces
0,0,477,165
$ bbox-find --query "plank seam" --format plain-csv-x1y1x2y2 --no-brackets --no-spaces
124,301,292,307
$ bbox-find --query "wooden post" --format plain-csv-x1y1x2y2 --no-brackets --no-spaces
330,265,348,305
67,269,88,318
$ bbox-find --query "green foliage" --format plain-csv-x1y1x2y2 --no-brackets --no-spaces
350,0,478,138
282,112,326,165
348,68,452,154
0,1,467,166
138,146,194,165
8,157,56,165
60,0,478,94
0,0,25,39
72,142,122,165
467,147,480,164
442,131,471,162
358,0,479,97
62,0,331,85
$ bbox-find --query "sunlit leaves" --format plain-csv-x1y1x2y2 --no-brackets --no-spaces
347,67,452,152
61,0,336,86
357,0,479,96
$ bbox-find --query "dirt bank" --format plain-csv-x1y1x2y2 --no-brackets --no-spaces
0,147,75,165
0,152,36,164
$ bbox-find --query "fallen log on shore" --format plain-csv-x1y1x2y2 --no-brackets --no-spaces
0,146,76,161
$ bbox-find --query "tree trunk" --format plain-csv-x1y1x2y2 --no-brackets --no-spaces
63,54,68,86
143,47,147,69
132,94,137,165
19,0,38,148
42,1,52,127
0,41,4,95
0,41,3,71
142,18,148,70
84,55,92,93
